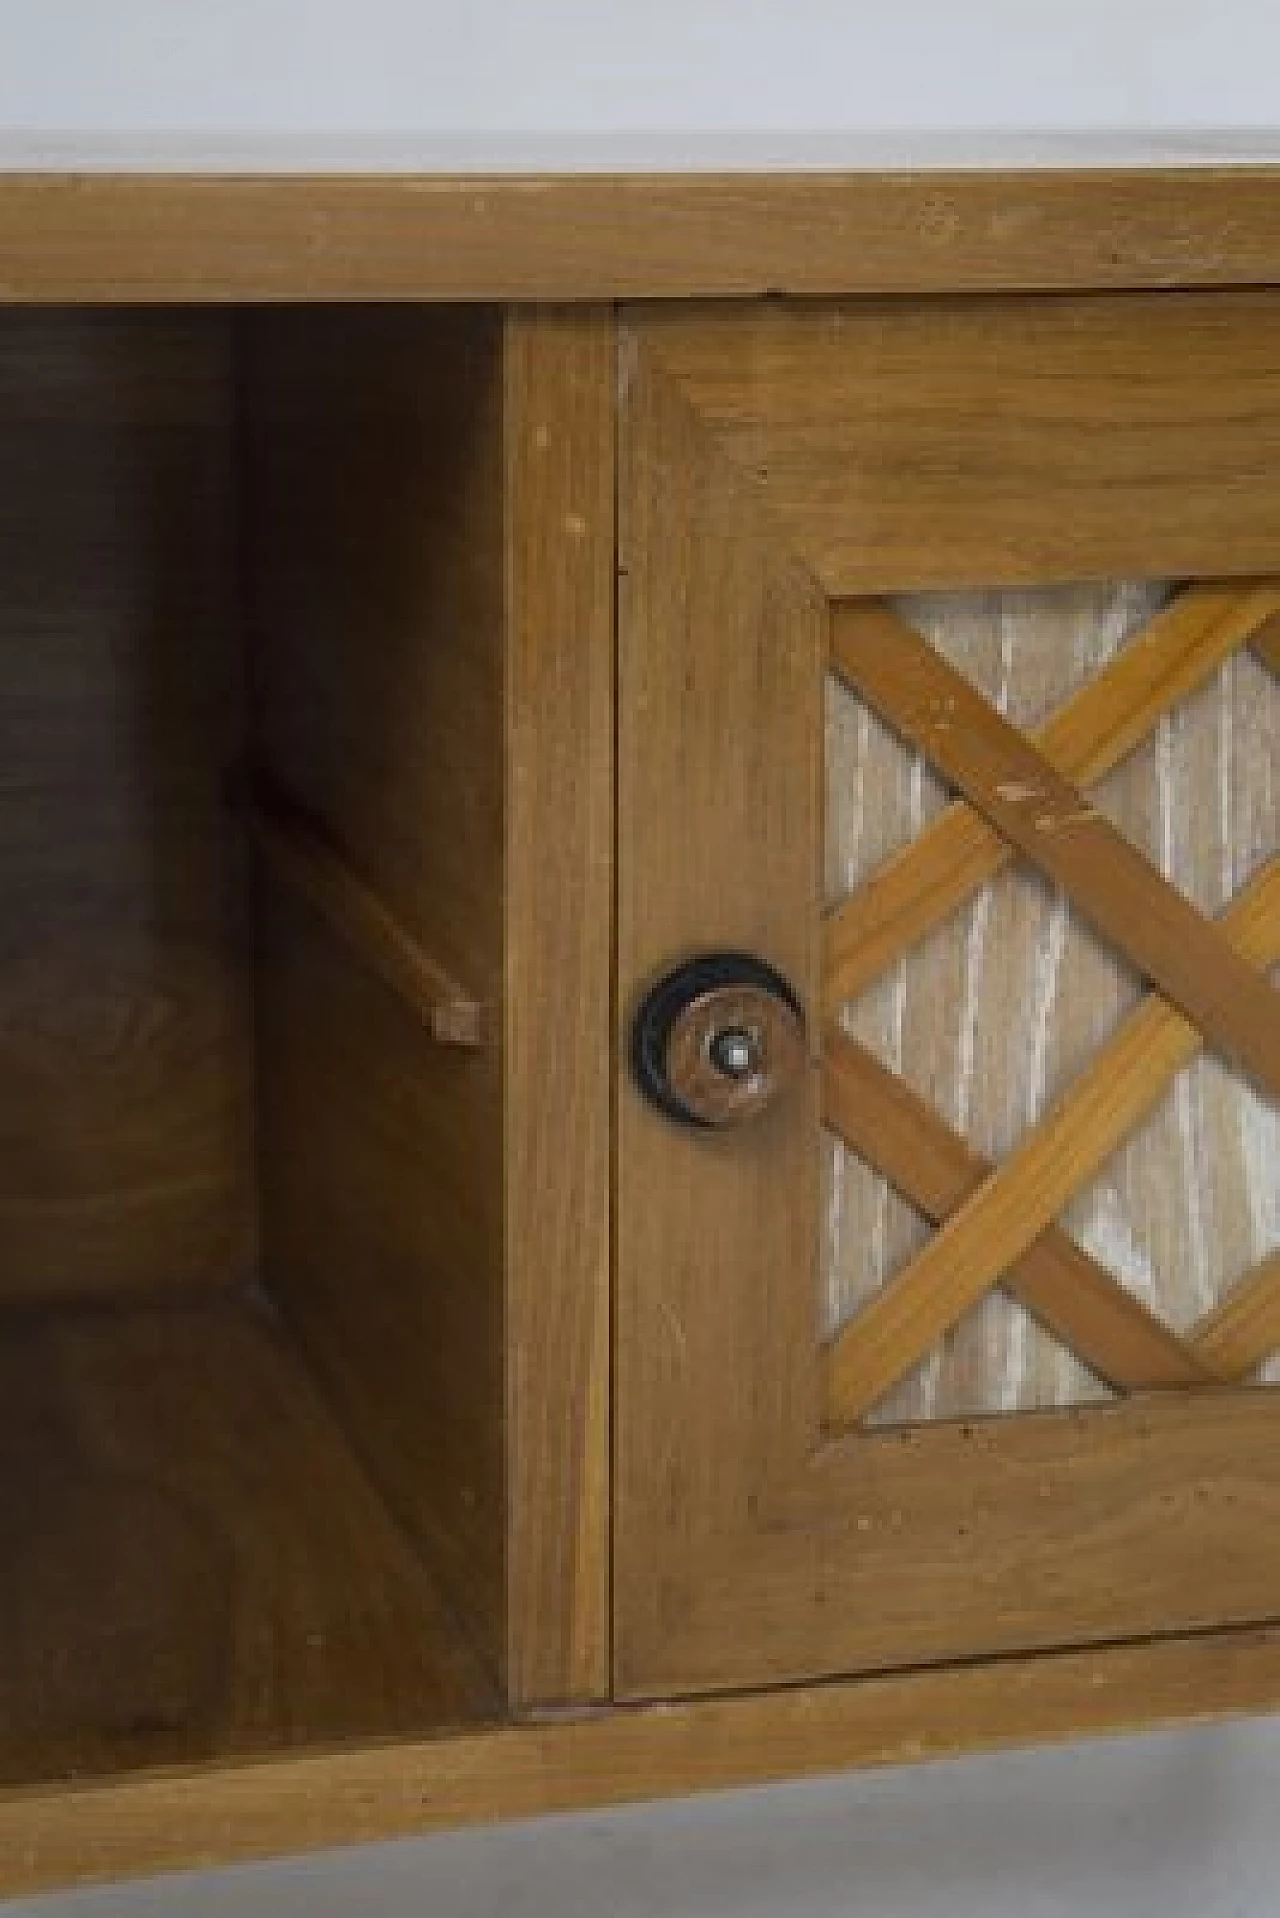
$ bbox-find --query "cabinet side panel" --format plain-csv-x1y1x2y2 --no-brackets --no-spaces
504,310,614,1706
0,310,254,1304
243,308,507,1684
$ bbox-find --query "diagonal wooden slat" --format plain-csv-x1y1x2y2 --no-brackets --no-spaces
825,582,1280,1014
830,605,1280,1105
1254,610,1280,678
1204,604,1280,1363
1191,1252,1280,1378
823,1028,1218,1392
826,859,1280,1426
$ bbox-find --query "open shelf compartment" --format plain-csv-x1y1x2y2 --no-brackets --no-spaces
0,304,570,1788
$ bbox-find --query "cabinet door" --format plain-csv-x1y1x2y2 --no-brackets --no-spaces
615,292,1280,1699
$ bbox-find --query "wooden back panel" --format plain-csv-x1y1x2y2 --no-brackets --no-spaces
0,311,253,1304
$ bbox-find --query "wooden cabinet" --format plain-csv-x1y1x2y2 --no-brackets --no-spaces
2,172,1280,1897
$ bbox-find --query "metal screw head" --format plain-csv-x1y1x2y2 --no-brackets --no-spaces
709,1025,762,1081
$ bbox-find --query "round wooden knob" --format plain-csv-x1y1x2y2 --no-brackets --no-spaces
631,953,807,1128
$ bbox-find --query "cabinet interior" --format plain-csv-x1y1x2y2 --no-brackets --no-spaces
0,306,512,1787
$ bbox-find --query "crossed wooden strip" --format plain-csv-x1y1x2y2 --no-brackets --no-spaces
825,583,1280,1013
826,857,1280,1423
1256,611,1280,679
830,596,1280,1102
823,587,1280,1426
824,1031,1218,1394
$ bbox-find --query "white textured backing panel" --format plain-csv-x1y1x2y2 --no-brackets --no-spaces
824,582,1280,1424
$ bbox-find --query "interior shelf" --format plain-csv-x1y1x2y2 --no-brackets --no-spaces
0,1292,497,1788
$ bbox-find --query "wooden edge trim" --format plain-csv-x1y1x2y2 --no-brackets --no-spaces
3,170,1280,303
503,308,614,1707
7,1625,1280,1895
250,785,481,1046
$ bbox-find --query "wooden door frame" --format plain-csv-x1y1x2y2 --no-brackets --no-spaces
615,291,1280,1698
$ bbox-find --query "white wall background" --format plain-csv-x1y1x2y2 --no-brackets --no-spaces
3,3,1279,1913
0,0,1278,164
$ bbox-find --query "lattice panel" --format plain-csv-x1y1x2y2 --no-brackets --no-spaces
823,581,1280,1427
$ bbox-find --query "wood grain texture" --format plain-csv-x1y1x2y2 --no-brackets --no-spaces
504,310,614,1707
8,1623,1280,1897
251,784,480,1046
3,170,1280,303
1193,1253,1280,1377
665,982,808,1128
830,601,1280,1103
1255,612,1280,677
824,581,1280,1012
827,858,1280,1425
615,315,827,1691
245,307,509,1685
0,310,253,1304
634,293,1280,592
620,318,1280,1701
0,1295,494,1793
823,1028,1217,1392
825,584,1279,1423
657,1388,1280,1695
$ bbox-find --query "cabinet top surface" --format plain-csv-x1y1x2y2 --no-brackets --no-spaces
3,160,1280,303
